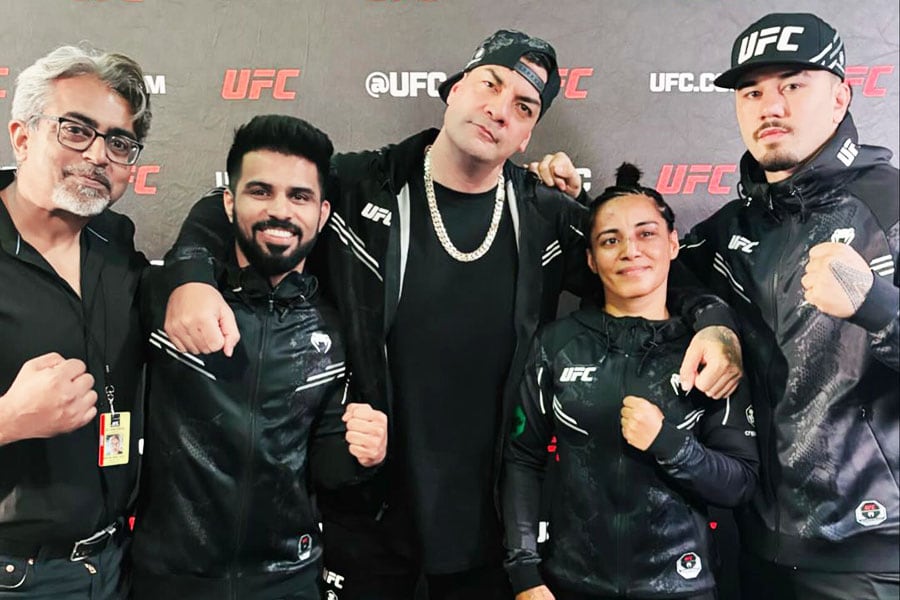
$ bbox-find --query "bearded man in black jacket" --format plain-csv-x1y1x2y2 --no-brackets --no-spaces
131,115,387,600
675,13,898,600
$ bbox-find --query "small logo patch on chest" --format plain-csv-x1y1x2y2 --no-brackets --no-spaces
559,366,596,382
311,331,332,354
676,551,702,579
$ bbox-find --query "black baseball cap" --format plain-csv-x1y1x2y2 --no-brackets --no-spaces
715,13,846,89
438,29,561,119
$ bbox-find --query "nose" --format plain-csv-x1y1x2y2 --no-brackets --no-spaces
267,193,292,219
621,236,642,259
759,90,787,119
81,136,110,166
484,90,510,124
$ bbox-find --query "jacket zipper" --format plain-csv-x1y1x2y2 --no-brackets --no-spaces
768,209,795,563
229,295,272,596
614,331,633,596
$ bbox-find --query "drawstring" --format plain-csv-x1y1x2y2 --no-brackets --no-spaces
737,181,751,208
598,317,613,364
791,186,809,223
636,324,660,377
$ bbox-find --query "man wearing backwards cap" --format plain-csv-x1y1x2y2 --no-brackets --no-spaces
161,29,742,599
675,12,899,600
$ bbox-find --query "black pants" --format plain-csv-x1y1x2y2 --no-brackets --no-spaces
0,541,125,600
553,592,715,600
739,552,900,600
321,515,512,600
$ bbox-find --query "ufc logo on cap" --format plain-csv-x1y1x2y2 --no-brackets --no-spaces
560,366,596,382
738,26,804,63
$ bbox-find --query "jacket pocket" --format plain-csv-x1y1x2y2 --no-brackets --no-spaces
0,555,32,590
862,407,899,489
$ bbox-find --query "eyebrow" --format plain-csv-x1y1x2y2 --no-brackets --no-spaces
736,69,805,90
63,111,138,140
485,66,541,108
244,180,318,197
596,220,660,237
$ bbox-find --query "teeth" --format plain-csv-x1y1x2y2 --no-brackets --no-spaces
261,228,294,238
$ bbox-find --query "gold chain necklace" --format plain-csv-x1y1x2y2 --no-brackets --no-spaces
423,146,505,263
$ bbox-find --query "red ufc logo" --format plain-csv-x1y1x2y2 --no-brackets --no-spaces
558,67,593,99
221,69,300,100
128,165,160,195
845,65,894,98
0,67,8,99
656,164,736,195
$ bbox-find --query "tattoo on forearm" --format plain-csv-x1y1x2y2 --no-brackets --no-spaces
829,261,873,311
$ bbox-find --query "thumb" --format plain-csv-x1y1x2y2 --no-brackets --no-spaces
219,307,241,358
679,342,703,393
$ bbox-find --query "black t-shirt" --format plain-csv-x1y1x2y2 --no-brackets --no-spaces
386,174,517,573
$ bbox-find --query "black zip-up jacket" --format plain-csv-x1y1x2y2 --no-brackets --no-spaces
131,263,367,600
503,309,758,597
678,113,899,572
165,129,735,537
0,169,145,550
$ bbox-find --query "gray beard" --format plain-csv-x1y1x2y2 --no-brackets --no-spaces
52,183,110,217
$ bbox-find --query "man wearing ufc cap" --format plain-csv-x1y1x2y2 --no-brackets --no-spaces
160,30,743,599
675,12,899,599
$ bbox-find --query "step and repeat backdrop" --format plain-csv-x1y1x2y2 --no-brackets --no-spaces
1,0,897,261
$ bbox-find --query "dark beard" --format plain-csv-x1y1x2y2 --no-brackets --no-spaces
758,153,800,173
233,216,318,278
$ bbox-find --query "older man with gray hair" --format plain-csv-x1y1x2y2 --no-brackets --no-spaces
0,44,151,598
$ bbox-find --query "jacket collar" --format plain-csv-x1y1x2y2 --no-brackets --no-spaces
739,112,892,217
571,307,689,353
221,259,319,306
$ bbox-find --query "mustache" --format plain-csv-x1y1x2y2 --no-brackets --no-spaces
252,218,303,237
64,165,111,190
755,120,791,139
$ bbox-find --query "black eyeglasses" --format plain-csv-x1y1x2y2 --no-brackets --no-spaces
35,115,143,166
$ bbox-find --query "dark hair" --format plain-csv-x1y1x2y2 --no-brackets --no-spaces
225,114,334,193
588,162,676,231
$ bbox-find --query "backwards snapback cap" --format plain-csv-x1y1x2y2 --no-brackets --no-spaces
714,13,845,89
438,29,561,119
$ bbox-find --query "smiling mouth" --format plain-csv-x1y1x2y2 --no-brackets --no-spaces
259,227,295,239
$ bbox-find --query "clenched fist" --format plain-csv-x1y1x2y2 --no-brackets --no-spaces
0,353,98,446
342,403,388,467
525,152,582,198
620,395,664,451
165,282,241,356
802,242,874,318
516,585,556,600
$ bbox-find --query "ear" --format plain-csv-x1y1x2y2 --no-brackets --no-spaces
317,199,331,232
833,80,851,124
9,120,30,163
586,246,599,274
668,229,680,260
223,187,235,223
517,129,534,154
